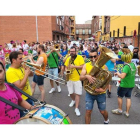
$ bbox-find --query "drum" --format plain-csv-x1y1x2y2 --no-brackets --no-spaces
15,104,72,124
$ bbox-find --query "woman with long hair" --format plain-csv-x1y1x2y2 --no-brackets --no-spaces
59,43,68,78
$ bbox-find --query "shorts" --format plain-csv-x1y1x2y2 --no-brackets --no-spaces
33,74,44,86
67,80,82,95
85,92,106,111
48,68,58,80
117,86,133,99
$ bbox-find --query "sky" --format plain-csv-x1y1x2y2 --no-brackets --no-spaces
75,15,93,24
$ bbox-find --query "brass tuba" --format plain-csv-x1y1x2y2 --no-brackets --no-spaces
83,46,118,95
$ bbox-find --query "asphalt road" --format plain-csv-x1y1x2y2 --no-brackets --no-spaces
29,77,140,124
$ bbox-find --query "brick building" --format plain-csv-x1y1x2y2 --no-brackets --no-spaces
75,24,92,40
91,16,102,41
0,16,74,45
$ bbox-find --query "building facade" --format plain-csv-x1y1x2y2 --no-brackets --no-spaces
91,16,102,42
109,16,140,47
75,24,92,40
0,16,74,45
101,16,110,41
101,16,140,47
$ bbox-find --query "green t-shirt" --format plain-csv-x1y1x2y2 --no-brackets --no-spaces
47,51,59,68
120,62,136,88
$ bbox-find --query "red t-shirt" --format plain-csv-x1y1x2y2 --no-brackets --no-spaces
0,83,22,124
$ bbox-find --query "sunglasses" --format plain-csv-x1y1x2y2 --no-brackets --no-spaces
89,55,97,58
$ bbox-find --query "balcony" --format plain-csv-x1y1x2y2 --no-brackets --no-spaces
71,32,75,36
70,24,74,28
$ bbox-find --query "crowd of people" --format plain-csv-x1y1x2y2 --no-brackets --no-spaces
0,39,139,124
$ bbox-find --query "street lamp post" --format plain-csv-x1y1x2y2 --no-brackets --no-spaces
36,16,39,42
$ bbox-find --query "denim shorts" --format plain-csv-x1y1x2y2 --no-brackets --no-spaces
117,86,133,99
48,68,58,80
33,74,44,86
85,92,106,111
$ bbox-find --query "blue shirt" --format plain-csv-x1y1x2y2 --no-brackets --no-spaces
60,49,68,57
84,50,90,58
106,60,115,71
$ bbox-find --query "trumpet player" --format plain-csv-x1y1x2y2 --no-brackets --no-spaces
6,51,33,117
29,44,47,104
80,49,109,124
46,44,62,94
65,47,85,116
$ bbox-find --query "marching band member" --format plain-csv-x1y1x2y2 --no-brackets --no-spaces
112,48,136,118
6,51,33,117
0,62,35,124
29,44,47,104
80,49,109,124
59,44,68,78
46,44,62,94
65,46,85,116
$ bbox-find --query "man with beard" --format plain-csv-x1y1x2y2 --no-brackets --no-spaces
6,51,33,117
64,47,85,116
29,44,47,104
80,49,109,124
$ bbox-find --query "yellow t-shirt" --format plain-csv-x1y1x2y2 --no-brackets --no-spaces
65,55,85,81
85,62,106,94
6,67,32,100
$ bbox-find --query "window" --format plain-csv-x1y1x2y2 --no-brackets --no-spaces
82,30,85,34
57,16,58,24
76,30,79,34
124,26,126,36
89,29,91,34
113,30,115,37
60,20,62,25
117,29,119,37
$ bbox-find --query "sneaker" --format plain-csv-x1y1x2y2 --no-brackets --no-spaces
57,86,61,93
112,109,122,115
104,119,109,124
123,111,129,118
49,88,55,93
69,100,75,107
75,108,81,116
108,92,111,98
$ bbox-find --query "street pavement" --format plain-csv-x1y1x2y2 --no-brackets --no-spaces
29,77,140,124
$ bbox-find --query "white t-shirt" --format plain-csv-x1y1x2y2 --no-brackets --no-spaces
17,45,22,51
128,45,134,52
11,47,19,52
67,43,73,50
23,44,29,51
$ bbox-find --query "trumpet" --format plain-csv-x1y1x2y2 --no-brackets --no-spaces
22,53,38,61
54,44,60,51
22,61,66,85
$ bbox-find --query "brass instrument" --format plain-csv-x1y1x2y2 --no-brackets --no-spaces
83,46,118,95
54,44,60,51
5,56,10,64
23,61,66,85
65,56,72,81
137,65,140,76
